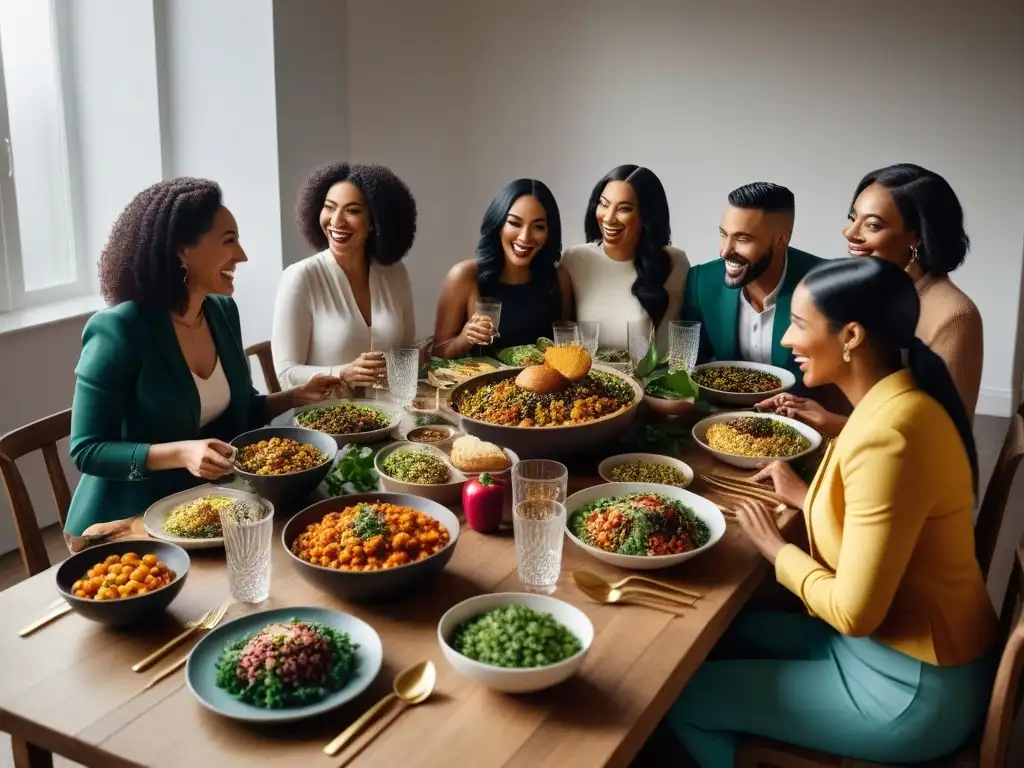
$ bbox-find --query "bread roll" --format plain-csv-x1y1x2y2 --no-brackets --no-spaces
515,364,567,394
450,435,511,473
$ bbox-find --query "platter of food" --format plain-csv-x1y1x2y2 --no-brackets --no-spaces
691,361,794,407
692,412,821,469
185,606,383,723
287,398,403,447
143,486,269,550
426,357,504,389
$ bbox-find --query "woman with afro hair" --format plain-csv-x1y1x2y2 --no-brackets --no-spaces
272,162,417,393
65,178,338,536
561,164,689,353
432,178,573,357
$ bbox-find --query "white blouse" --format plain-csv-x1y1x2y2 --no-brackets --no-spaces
561,241,690,351
272,250,416,389
192,358,231,427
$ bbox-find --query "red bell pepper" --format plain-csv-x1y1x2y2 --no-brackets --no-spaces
462,472,506,533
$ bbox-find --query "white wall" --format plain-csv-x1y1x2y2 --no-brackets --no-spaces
347,0,1024,415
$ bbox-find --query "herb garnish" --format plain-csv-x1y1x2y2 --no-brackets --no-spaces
351,504,388,540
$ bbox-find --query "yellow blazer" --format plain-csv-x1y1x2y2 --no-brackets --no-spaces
775,369,998,666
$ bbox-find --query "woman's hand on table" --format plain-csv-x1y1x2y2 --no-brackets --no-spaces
756,393,846,436
340,352,387,388
749,460,808,510
460,314,494,347
292,373,343,405
732,498,788,564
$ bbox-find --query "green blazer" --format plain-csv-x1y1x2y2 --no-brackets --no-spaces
680,247,824,383
66,296,268,535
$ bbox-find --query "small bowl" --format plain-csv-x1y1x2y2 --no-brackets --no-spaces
374,441,467,506
56,540,190,626
597,453,694,488
281,492,460,601
437,592,594,693
405,424,460,451
692,361,795,407
563,482,727,571
291,398,402,448
229,426,338,506
142,485,270,550
692,411,822,470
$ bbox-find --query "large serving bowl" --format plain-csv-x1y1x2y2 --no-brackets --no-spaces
692,411,822,470
229,426,337,506
56,540,190,626
281,492,461,601
692,361,795,407
437,592,594,693
374,442,467,506
446,364,642,459
142,484,270,550
563,482,726,570
291,398,403,448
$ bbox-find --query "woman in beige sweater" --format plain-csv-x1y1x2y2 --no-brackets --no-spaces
759,163,982,432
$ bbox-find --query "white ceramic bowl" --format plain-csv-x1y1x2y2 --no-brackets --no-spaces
290,398,403,447
143,485,271,550
564,482,726,570
437,592,594,693
692,361,795,407
692,411,822,469
597,453,694,488
375,441,467,506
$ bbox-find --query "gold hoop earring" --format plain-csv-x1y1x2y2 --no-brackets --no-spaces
905,245,919,274
181,261,189,285
842,347,851,363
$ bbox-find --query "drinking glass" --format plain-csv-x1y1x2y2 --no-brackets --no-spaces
475,297,502,343
627,318,655,371
513,499,566,595
577,321,600,356
219,501,274,604
668,320,702,373
551,320,580,347
384,347,419,407
367,336,387,390
512,459,569,506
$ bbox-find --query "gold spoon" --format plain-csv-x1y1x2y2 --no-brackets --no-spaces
574,578,694,616
323,660,436,757
573,570,702,603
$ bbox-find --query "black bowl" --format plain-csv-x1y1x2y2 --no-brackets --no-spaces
56,540,190,626
229,426,338,507
281,492,461,601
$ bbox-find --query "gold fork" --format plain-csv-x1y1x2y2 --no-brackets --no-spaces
134,602,229,673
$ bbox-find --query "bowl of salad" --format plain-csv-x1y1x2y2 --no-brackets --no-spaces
564,482,726,570
290,398,402,447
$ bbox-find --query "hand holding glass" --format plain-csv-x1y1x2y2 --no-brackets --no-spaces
475,297,502,344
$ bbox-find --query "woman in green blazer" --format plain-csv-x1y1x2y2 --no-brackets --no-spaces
66,178,338,536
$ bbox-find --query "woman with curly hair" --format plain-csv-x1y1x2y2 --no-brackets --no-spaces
560,164,689,353
65,178,338,536
432,178,573,357
273,162,417,392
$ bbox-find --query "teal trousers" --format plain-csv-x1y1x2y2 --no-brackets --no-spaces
667,610,995,768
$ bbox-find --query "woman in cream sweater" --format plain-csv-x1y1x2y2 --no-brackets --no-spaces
272,163,417,393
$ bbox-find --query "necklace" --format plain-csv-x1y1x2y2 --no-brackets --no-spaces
173,310,205,341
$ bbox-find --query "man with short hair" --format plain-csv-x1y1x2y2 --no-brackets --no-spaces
681,182,823,384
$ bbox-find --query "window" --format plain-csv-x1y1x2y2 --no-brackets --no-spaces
0,0,83,313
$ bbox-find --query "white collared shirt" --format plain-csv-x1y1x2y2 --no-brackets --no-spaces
737,254,787,365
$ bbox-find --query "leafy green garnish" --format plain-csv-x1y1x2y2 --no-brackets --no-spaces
323,443,381,497
633,343,701,403
351,504,388,540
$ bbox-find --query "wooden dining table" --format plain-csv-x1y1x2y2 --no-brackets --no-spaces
0,437,799,768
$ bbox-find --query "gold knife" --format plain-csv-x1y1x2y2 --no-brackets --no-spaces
19,602,72,638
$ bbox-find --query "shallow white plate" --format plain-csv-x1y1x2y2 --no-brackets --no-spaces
564,482,726,570
597,453,694,488
692,411,822,469
275,398,403,447
143,485,271,550
693,361,795,407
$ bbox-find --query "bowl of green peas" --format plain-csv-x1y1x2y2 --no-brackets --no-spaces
437,592,593,693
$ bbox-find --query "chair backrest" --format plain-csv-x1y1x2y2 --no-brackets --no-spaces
976,413,1024,579
978,537,1024,768
244,340,281,394
0,409,73,576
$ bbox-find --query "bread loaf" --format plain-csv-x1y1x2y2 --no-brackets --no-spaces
450,435,511,473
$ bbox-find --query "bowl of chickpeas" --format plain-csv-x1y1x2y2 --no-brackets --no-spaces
55,540,189,626
229,426,338,506
281,492,461,601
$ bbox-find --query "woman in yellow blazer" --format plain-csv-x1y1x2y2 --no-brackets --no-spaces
667,257,998,767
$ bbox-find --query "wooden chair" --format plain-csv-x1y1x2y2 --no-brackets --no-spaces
244,340,281,394
976,413,1024,580
0,409,73,577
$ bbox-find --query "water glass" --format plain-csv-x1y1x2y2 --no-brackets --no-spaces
627,318,655,371
384,347,419,406
551,320,580,347
577,321,600,356
367,338,387,390
512,459,568,506
219,502,274,604
475,297,502,343
669,320,701,373
513,499,566,595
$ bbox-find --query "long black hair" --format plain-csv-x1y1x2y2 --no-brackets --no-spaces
852,163,969,276
802,257,978,491
584,165,673,328
476,178,562,292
